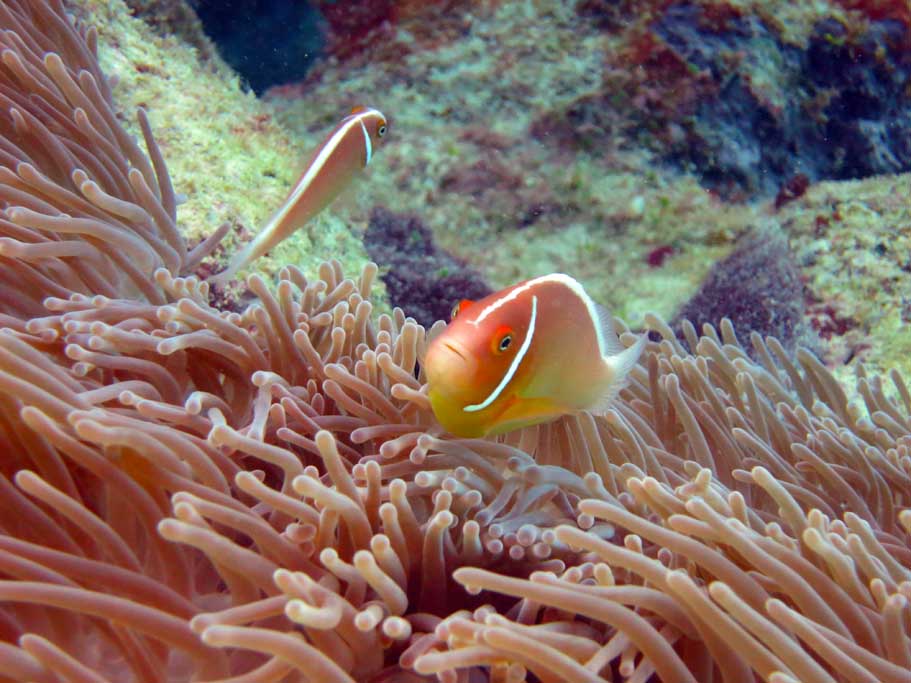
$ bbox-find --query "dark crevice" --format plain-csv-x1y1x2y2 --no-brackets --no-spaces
190,0,325,94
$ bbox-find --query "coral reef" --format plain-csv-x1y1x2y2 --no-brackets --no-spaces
123,0,217,62
672,227,808,356
310,0,395,59
836,0,911,27
364,208,492,329
779,172,911,386
564,1,911,199
0,3,910,682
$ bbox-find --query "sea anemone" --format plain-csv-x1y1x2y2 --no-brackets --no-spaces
0,2,909,682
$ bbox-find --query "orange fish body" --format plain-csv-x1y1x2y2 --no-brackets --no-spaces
209,107,387,285
424,274,645,438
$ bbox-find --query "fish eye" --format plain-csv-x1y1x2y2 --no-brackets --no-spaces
450,302,460,320
497,334,513,352
378,123,387,137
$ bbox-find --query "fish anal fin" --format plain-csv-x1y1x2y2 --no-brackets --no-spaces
486,394,567,436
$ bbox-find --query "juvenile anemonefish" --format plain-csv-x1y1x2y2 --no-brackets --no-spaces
424,273,646,438
209,107,387,286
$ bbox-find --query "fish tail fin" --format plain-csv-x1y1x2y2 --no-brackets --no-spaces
206,216,281,287
206,245,246,287
592,332,647,414
207,195,307,287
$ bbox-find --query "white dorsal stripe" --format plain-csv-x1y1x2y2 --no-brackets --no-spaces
471,273,607,357
360,119,372,165
464,295,538,413
261,108,380,237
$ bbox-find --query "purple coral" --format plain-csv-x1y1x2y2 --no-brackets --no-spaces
672,228,808,354
364,208,492,328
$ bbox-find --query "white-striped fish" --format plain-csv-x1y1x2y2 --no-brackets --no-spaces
424,273,645,437
209,107,387,285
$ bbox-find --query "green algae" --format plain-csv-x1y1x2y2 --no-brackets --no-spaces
732,0,854,48
70,0,377,287
778,172,911,388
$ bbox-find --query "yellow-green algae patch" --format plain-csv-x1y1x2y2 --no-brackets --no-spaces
730,0,854,47
69,0,376,286
778,172,911,389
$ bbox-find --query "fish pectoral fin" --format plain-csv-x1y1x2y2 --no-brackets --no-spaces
328,178,363,216
486,395,568,436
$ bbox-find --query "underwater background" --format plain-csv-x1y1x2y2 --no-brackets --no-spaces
0,0,910,681
114,0,910,388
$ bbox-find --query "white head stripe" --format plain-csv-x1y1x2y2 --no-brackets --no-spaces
470,273,607,356
464,295,538,413
261,108,381,235
359,119,372,165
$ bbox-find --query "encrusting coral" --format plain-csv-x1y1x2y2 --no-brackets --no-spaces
364,207,492,329
0,2,910,682
672,227,808,357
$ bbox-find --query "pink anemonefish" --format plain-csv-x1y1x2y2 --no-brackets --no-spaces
209,107,387,286
424,273,646,438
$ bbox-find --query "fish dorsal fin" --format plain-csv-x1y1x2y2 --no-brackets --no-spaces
591,332,647,415
451,299,476,320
